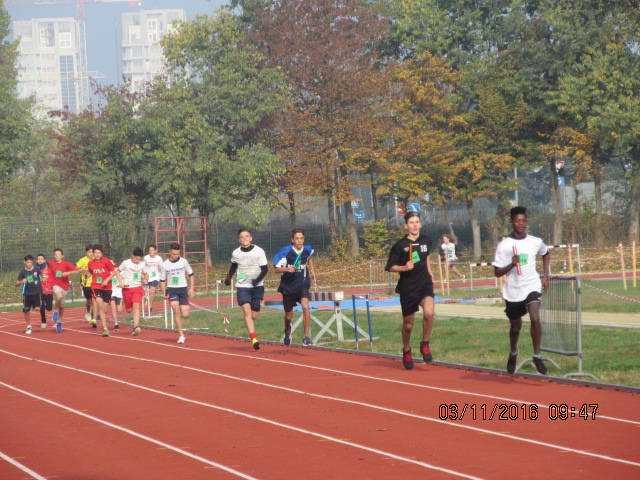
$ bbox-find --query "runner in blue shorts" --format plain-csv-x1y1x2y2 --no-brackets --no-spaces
160,243,194,344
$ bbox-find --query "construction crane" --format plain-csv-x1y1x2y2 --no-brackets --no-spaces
11,0,143,109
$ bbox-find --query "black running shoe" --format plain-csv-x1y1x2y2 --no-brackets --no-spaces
532,356,548,375
507,352,518,374
114,324,119,332
402,349,414,370
252,338,260,350
302,336,313,346
420,340,432,363
283,333,291,346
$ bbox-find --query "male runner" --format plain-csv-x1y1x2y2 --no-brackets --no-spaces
493,206,551,375
144,244,163,310
36,254,53,327
225,228,268,350
88,245,116,337
76,245,96,327
119,247,147,336
160,243,195,344
16,255,41,334
273,228,317,346
385,212,435,370
47,248,82,332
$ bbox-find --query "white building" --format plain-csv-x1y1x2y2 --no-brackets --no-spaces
12,17,88,115
116,9,185,93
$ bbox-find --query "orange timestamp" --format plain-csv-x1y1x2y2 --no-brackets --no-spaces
438,403,599,421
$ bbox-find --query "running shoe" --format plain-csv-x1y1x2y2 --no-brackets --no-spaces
85,312,92,322
177,335,186,344
40,322,46,328
55,321,62,333
25,325,32,335
532,356,548,375
252,338,260,350
402,349,413,370
52,311,59,323
113,323,120,332
506,352,518,374
420,340,433,363
302,336,313,346
132,326,141,336
101,327,109,337
90,319,97,328
283,333,291,346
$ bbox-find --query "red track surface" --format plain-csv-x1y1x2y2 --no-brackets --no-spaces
1,306,639,480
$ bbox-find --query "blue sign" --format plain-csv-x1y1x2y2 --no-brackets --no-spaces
407,203,421,213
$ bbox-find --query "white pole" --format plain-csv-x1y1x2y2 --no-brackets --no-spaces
163,299,168,329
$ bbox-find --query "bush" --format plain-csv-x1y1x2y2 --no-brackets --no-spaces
362,221,396,258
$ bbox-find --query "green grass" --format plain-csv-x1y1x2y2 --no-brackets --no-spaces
139,302,640,388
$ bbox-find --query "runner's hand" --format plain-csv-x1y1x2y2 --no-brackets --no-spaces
405,261,414,271
287,266,296,273
542,276,549,291
224,274,231,286
188,287,195,299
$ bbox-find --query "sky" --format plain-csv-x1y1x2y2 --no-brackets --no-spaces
7,0,229,86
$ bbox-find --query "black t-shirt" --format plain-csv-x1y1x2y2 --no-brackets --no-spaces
385,234,433,294
18,268,41,296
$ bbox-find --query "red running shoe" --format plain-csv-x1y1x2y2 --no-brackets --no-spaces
402,349,414,370
420,340,433,363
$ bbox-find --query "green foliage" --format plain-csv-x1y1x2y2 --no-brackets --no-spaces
362,221,395,258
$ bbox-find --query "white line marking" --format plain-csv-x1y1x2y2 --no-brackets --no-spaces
2,344,639,469
0,381,258,480
0,450,47,480
58,327,640,426
0,349,484,480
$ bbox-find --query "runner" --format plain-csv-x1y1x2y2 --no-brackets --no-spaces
76,244,97,327
273,228,317,346
385,212,435,370
87,245,116,337
110,276,123,329
47,248,82,332
119,247,147,336
160,243,194,344
225,228,268,350
440,235,464,279
36,254,53,327
16,255,41,335
144,244,163,312
493,206,551,375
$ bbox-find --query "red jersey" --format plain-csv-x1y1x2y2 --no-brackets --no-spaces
88,257,115,290
47,260,77,291
38,263,53,295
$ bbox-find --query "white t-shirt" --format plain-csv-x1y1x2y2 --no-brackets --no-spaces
492,234,549,302
231,245,268,288
144,254,164,282
441,243,457,261
161,257,193,288
112,285,123,298
119,259,146,288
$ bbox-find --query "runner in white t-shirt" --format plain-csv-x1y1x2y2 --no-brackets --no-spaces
225,228,268,350
493,206,551,375
119,247,147,336
144,245,163,309
440,235,464,279
160,243,194,344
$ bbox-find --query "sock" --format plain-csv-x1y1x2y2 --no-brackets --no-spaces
533,353,542,359
510,349,519,355
249,332,257,339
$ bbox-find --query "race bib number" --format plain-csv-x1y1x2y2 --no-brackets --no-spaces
133,272,140,281
56,270,62,278
171,276,180,285
412,251,420,263
519,253,529,266
96,276,103,284
112,276,118,286
237,273,247,281
150,271,158,279
27,275,34,283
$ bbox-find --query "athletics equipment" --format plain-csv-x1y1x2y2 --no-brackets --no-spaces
512,246,522,275
351,294,374,351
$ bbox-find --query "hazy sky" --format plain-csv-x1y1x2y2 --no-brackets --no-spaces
7,0,228,86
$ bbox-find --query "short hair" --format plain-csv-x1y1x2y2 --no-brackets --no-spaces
132,247,144,257
238,228,252,236
37,253,45,259
24,255,34,261
85,244,93,252
54,248,63,255
404,211,420,223
93,244,103,253
148,244,157,250
291,228,305,238
510,206,527,219
442,234,450,241
169,243,181,251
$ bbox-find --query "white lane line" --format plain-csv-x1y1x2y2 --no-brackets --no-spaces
0,349,484,480
2,345,639,470
59,327,640,426
0,450,47,480
0,381,258,480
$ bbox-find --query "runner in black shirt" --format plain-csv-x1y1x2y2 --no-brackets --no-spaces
16,255,42,335
385,212,435,369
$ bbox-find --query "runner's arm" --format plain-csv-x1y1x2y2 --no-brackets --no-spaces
252,265,268,286
225,262,238,285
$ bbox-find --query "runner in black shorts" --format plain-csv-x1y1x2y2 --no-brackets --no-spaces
16,255,42,335
385,212,436,369
36,254,53,327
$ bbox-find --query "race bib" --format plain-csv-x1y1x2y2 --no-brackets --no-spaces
27,275,34,283
171,275,180,285
412,251,420,263
96,276,103,284
237,273,247,281
150,271,158,279
56,270,62,278
519,253,529,266
133,272,140,281
112,276,118,286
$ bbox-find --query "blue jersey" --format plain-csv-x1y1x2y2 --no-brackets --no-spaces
273,244,314,295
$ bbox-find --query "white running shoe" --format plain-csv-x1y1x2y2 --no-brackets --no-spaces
25,326,32,335
40,322,46,328
85,312,92,322
177,335,186,344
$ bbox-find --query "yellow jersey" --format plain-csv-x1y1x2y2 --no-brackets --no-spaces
76,256,92,287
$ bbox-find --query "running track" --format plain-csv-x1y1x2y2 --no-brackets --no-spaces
1,307,639,480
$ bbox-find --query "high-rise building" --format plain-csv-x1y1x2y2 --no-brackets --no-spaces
116,9,186,93
12,18,89,115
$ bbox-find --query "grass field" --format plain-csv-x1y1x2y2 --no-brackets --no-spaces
138,297,640,388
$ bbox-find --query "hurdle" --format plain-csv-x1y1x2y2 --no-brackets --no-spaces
468,262,491,290
352,294,374,351
547,244,581,274
163,299,174,330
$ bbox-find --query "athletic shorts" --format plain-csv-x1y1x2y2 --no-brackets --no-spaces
52,285,67,304
147,280,160,287
122,286,143,310
112,296,122,305
237,286,264,312
167,287,189,306
282,287,310,313
92,288,112,303
399,283,435,317
23,293,40,312
83,286,93,300
40,294,53,311
505,291,542,320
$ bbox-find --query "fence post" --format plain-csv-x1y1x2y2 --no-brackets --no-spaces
619,243,627,290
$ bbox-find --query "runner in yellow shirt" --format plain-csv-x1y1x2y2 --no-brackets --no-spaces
76,244,96,327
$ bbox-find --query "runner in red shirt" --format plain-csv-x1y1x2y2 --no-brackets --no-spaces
88,245,116,337
47,248,82,332
36,254,53,327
